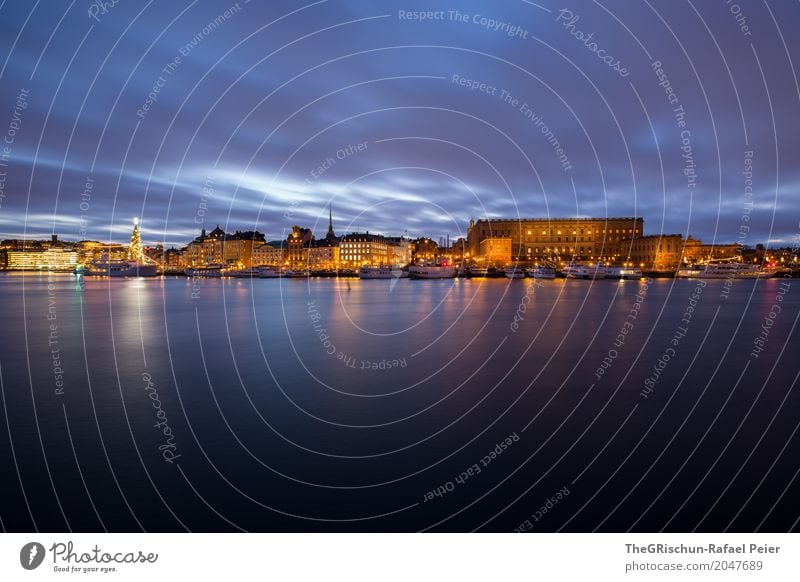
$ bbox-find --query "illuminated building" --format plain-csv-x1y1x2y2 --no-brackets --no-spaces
623,234,684,270
308,242,339,270
77,241,127,263
222,231,266,268
339,232,388,267
445,237,468,264
252,243,284,267
163,248,183,268
466,217,644,262
624,234,742,270
411,237,438,262
478,237,512,265
286,226,313,269
182,226,226,266
385,236,412,267
6,248,78,271
182,226,265,267
681,236,741,264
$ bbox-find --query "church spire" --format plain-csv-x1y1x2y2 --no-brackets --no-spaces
326,205,335,240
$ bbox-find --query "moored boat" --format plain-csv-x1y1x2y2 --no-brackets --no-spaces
561,262,588,278
257,267,281,278
83,259,158,277
408,263,457,279
561,262,605,279
185,266,222,277
528,266,556,279
228,267,261,278
605,265,644,280
504,266,526,279
677,262,776,279
359,266,408,279
468,267,490,277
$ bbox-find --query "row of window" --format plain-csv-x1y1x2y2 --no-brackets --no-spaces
480,228,639,236
520,247,616,254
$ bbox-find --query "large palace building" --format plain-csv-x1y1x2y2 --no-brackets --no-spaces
466,217,644,263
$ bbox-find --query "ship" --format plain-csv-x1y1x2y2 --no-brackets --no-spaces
504,266,526,279
228,267,261,278
604,265,644,280
258,267,281,278
82,258,158,277
185,264,223,277
408,261,457,279
677,261,776,279
359,266,409,279
468,267,490,277
528,266,557,279
561,262,606,279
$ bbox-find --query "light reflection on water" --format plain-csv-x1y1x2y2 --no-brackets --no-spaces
0,272,798,532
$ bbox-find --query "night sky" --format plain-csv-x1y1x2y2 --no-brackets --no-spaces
0,0,798,247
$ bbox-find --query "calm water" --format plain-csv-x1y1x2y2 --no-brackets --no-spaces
1,272,799,532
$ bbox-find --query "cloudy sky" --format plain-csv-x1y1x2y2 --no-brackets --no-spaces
0,0,798,247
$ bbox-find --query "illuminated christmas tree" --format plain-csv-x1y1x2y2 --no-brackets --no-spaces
128,217,143,261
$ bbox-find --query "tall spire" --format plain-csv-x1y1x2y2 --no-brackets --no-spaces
326,205,335,240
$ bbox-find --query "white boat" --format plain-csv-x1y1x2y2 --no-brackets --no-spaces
257,267,281,278
605,266,643,280
469,267,490,277
677,262,775,279
504,266,526,279
185,266,222,277
561,262,587,278
228,268,261,278
528,266,556,279
408,263,457,279
359,266,408,279
83,259,158,277
561,262,606,279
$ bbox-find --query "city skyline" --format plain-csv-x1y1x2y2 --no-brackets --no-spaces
1,211,785,251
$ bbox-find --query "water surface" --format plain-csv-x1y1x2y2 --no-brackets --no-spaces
1,272,798,532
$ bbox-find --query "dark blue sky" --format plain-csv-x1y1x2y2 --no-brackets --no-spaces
0,0,798,247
